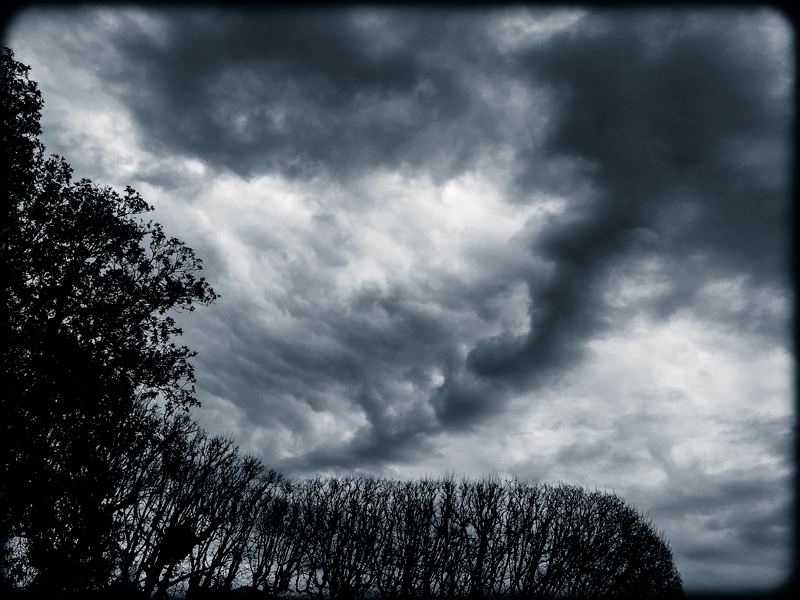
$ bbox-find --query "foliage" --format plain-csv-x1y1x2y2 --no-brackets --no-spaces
1,47,218,594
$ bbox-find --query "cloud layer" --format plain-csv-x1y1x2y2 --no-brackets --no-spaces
5,6,794,592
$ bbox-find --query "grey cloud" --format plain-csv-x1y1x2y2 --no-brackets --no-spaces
82,8,507,183
464,9,793,389
648,469,790,519
527,10,791,280
19,7,790,437
665,482,790,580
165,8,794,460
184,275,505,472
280,383,441,475
737,415,794,467
431,370,501,430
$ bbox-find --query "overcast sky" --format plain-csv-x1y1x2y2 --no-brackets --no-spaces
4,5,795,594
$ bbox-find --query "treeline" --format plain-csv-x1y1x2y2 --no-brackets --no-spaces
6,403,683,599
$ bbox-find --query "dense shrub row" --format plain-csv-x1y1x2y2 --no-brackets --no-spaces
247,473,683,600
5,408,682,599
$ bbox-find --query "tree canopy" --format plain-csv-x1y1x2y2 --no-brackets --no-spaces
1,46,218,594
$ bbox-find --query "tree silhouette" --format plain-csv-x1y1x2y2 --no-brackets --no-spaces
1,47,218,595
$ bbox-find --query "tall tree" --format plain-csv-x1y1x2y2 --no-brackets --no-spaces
1,47,218,594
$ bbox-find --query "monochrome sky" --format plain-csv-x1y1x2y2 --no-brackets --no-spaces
4,6,795,594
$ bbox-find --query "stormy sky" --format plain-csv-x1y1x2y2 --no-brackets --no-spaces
4,6,794,593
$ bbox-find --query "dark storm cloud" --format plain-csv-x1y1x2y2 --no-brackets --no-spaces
85,8,505,183
465,10,792,390
8,7,790,472
151,8,793,460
